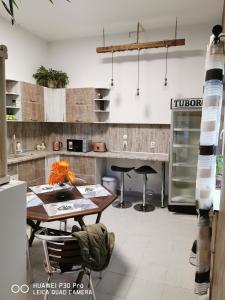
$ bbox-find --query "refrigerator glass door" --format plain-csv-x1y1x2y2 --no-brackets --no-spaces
170,110,201,204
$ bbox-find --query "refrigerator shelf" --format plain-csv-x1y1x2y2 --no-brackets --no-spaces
171,195,195,203
172,177,196,183
174,128,200,132
172,163,196,168
173,144,199,148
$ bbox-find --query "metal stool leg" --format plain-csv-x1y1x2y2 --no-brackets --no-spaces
112,172,132,208
26,235,34,283
59,219,67,231
134,174,155,212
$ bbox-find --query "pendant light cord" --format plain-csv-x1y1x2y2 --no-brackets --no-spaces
111,51,114,87
164,46,169,86
137,49,140,95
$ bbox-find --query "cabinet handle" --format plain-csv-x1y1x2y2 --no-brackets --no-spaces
30,118,37,121
30,99,36,102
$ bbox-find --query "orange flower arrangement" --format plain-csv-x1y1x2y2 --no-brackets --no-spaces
48,160,76,185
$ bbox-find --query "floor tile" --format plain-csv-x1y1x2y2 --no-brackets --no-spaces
95,271,134,298
125,278,164,300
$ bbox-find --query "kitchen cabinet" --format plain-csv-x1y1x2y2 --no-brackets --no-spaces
44,88,66,122
45,155,60,182
66,88,95,123
61,155,107,185
17,158,45,186
21,82,44,122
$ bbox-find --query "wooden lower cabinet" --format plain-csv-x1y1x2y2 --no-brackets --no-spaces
61,156,106,185
7,155,106,187
8,158,45,187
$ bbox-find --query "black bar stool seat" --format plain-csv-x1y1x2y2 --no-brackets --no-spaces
134,165,157,212
111,166,134,173
111,165,134,208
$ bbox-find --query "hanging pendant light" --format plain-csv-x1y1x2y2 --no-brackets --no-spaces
164,45,169,86
111,51,114,87
137,48,140,95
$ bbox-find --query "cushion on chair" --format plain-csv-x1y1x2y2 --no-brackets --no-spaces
111,165,134,173
135,165,157,174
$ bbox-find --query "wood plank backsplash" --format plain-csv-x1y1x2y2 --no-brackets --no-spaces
7,123,170,154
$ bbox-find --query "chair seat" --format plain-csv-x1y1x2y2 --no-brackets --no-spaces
135,165,157,174
111,165,134,173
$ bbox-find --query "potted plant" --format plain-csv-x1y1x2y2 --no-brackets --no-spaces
47,68,58,88
33,66,49,87
56,71,69,88
33,66,69,88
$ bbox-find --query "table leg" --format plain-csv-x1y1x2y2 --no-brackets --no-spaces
96,212,102,223
161,162,166,208
27,219,41,246
75,217,86,230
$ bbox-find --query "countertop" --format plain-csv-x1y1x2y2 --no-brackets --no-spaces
7,150,169,165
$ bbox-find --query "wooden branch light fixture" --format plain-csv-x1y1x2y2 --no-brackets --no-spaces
97,20,186,92
96,38,185,53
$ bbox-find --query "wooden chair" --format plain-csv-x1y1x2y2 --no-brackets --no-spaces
35,227,96,300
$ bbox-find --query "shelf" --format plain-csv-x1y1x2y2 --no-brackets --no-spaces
173,128,200,132
171,195,195,203
94,110,110,113
173,144,199,148
172,177,196,183
6,92,19,96
94,99,110,101
6,79,18,82
6,106,20,109
172,163,196,168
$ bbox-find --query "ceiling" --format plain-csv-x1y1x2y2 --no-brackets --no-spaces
0,0,223,41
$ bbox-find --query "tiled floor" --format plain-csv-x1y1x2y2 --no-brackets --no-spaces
28,194,209,300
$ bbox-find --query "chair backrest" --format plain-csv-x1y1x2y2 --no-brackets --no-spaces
35,228,82,273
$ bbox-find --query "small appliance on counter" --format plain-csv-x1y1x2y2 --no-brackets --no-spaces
52,140,63,151
93,142,107,152
67,139,92,152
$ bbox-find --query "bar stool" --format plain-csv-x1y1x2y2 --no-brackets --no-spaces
111,165,134,208
134,165,157,212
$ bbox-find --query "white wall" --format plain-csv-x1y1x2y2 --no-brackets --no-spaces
0,17,49,82
48,23,211,124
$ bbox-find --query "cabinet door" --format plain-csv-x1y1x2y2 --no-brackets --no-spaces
18,158,45,186
61,156,96,184
45,155,60,182
66,88,94,123
44,88,65,122
21,82,44,122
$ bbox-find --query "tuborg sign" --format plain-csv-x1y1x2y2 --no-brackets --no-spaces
171,98,203,109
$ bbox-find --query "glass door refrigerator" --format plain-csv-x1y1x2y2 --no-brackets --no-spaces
169,98,202,213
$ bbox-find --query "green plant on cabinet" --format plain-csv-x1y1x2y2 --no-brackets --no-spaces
33,66,69,88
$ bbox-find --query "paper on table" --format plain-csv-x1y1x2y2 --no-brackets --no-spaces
26,192,43,208
77,184,111,198
30,183,71,194
43,198,98,217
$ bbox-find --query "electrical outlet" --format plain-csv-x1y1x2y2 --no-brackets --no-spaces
150,141,156,149
10,174,18,181
123,140,128,151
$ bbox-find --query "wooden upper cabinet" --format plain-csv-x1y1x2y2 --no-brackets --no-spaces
21,82,44,122
66,88,95,123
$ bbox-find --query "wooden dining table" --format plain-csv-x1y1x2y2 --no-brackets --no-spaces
27,185,117,246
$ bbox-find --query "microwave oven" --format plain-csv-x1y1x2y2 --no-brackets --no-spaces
67,139,92,152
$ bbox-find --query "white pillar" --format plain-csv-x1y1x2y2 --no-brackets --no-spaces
0,45,10,185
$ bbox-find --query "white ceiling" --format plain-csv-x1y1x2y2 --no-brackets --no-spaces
0,0,223,41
